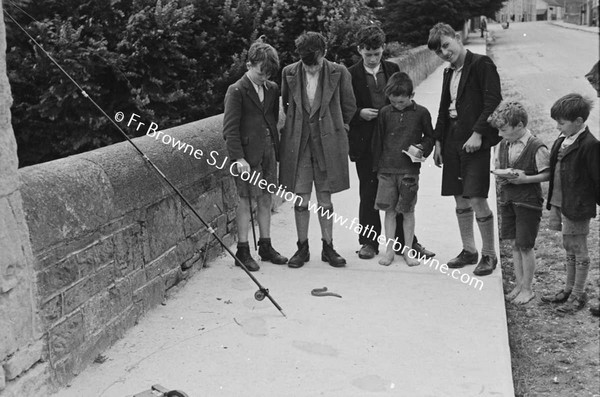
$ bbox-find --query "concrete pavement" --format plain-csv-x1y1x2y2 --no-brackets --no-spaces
52,36,514,397
548,20,599,34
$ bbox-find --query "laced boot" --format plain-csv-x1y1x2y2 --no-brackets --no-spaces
234,242,259,272
288,240,309,268
258,238,288,265
321,239,346,267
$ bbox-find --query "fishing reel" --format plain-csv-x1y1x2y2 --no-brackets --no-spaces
254,288,269,301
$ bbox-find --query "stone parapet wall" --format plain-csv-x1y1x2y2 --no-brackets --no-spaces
4,42,444,396
389,44,445,89
17,114,237,389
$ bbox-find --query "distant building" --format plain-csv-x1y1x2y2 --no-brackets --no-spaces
496,0,537,22
536,0,565,21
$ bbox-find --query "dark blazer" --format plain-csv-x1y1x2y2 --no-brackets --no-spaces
348,60,400,161
222,74,280,166
434,50,502,152
546,127,600,220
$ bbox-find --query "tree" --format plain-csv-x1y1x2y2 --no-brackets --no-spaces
6,0,378,166
380,0,505,46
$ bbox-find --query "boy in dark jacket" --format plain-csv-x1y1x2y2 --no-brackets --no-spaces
223,39,288,272
541,93,600,314
348,25,435,261
371,72,434,266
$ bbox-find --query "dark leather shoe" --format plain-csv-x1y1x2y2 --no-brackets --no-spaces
413,242,435,259
473,255,497,276
358,244,377,259
447,249,478,269
322,239,346,267
288,240,309,268
541,289,571,303
234,244,259,272
258,238,288,264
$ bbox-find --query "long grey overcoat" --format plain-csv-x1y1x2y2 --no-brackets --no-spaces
279,59,357,194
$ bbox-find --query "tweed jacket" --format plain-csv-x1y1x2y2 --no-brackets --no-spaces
546,127,600,220
222,74,280,166
279,59,357,193
434,50,502,152
348,59,400,161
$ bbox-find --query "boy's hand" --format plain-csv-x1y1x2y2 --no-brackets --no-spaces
360,108,379,121
235,158,251,174
508,169,527,184
433,141,443,167
462,132,482,153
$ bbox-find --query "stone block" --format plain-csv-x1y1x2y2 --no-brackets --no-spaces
3,340,44,380
113,223,145,278
83,291,118,337
75,237,114,278
63,276,97,316
49,311,85,363
145,197,185,262
145,247,176,280
182,188,224,237
0,365,5,390
0,362,54,397
133,277,165,313
164,267,182,290
40,294,62,325
94,262,117,292
221,177,238,211
19,157,115,251
128,268,146,292
37,256,79,301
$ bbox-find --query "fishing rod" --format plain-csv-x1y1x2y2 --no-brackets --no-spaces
3,7,286,317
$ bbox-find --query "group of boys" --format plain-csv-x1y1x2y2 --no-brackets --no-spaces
223,23,599,315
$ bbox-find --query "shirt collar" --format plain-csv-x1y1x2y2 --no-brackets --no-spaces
246,73,267,91
390,101,417,112
562,125,587,143
364,63,381,76
510,129,532,145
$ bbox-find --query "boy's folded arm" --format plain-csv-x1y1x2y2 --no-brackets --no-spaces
420,111,436,157
222,87,245,161
472,57,502,139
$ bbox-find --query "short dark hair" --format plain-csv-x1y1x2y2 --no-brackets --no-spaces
487,101,528,128
384,72,413,97
550,93,593,122
295,31,327,65
356,25,386,50
247,37,279,77
427,22,458,51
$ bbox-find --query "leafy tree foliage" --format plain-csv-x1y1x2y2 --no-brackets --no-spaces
380,0,505,46
5,0,376,166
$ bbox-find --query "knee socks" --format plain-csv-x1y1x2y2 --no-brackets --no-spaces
294,205,310,243
317,205,334,244
572,259,590,298
456,208,476,253
476,213,496,258
565,254,576,292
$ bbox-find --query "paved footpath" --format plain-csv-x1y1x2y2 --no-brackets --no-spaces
53,36,514,397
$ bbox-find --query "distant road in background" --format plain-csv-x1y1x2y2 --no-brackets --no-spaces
490,21,599,136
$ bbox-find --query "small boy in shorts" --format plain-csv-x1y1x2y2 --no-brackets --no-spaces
541,93,599,313
488,101,550,304
223,39,288,272
371,72,434,266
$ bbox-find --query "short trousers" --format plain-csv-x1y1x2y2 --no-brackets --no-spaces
375,173,419,213
548,205,590,235
234,135,277,198
500,202,542,249
441,140,491,198
294,145,330,194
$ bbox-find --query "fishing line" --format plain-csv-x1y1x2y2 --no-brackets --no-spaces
3,7,286,317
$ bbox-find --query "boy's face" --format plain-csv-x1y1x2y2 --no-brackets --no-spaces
246,62,270,85
555,117,584,137
498,122,525,142
435,34,465,66
358,46,384,70
389,94,413,111
302,55,325,76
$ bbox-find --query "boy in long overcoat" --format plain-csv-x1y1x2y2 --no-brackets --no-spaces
279,31,357,268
